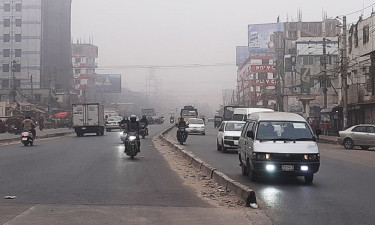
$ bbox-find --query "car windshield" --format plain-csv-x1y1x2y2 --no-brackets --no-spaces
188,119,204,124
256,121,313,141
225,122,244,131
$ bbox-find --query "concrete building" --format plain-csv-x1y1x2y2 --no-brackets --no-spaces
72,42,98,102
347,13,375,125
0,0,72,103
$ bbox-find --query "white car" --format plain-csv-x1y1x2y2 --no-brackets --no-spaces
106,116,122,131
186,118,205,135
217,121,246,153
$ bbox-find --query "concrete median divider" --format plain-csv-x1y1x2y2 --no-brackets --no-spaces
0,130,74,145
158,126,257,207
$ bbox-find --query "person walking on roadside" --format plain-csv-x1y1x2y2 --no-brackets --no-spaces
38,116,44,131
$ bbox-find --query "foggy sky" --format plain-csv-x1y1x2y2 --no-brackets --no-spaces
71,0,375,111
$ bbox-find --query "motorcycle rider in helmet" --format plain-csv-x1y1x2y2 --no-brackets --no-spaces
119,115,129,132
127,115,141,151
139,115,149,135
21,115,37,139
176,117,188,138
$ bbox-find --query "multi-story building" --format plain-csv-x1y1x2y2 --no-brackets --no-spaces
0,0,72,102
347,13,375,125
71,42,98,102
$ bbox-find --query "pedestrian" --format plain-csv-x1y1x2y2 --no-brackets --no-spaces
38,116,44,131
323,121,329,135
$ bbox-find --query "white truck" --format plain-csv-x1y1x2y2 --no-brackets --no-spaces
72,103,105,137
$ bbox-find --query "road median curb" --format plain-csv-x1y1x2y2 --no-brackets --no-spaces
158,127,257,207
0,130,74,145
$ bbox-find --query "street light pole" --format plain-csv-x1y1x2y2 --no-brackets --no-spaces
342,16,348,129
322,37,328,109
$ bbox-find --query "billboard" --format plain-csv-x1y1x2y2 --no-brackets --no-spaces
95,74,121,93
248,23,284,57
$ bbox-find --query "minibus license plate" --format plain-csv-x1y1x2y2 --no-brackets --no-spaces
282,165,294,171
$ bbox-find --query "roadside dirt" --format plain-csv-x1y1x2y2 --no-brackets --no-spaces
152,135,246,209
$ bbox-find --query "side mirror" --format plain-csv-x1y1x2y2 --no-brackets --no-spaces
246,130,254,139
315,128,322,136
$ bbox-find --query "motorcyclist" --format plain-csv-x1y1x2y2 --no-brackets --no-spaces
119,115,129,132
176,117,188,138
21,115,37,139
127,115,141,151
139,115,149,135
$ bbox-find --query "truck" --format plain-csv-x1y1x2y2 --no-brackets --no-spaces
72,103,105,137
180,105,198,120
104,108,119,118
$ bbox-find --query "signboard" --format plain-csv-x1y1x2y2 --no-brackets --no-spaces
249,79,277,86
95,74,121,93
250,65,276,73
248,23,284,50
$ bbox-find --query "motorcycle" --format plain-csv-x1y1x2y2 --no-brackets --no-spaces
139,123,148,139
124,132,139,159
170,118,174,124
21,131,34,146
177,127,188,145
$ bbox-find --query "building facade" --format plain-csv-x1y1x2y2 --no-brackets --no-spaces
72,43,98,102
0,0,72,103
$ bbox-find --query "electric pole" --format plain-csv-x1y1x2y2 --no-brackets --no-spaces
342,16,348,129
322,37,328,109
10,60,17,103
30,75,34,102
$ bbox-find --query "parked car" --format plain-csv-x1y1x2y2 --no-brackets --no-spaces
186,118,205,135
217,121,246,153
238,112,320,184
106,116,123,132
338,124,375,150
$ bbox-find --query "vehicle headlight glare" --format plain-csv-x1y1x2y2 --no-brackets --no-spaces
304,154,309,160
266,153,271,159
266,164,275,171
301,166,309,171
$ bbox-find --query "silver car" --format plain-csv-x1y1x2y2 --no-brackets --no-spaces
338,124,375,150
186,118,205,135
106,116,123,131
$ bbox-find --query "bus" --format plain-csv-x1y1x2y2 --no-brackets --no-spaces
180,105,198,120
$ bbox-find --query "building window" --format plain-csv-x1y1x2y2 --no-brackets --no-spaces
75,69,81,74
3,64,9,72
15,49,21,57
15,34,21,42
262,59,270,64
15,3,21,12
15,19,22,27
13,63,21,72
3,49,10,57
4,3,10,12
2,79,9,89
3,34,10,42
74,58,81,63
363,25,370,44
302,56,314,65
4,19,10,27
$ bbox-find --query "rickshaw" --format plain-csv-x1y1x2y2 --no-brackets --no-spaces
214,115,223,128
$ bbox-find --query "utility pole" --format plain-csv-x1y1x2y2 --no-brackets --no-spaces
10,60,17,103
30,75,34,102
322,37,328,109
342,16,348,129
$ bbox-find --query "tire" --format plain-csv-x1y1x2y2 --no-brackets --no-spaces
180,141,184,145
360,146,370,150
130,155,134,159
30,142,33,146
23,142,28,146
216,141,221,151
76,133,80,137
142,135,145,139
304,174,314,184
106,129,109,132
247,160,258,181
202,132,206,135
221,141,227,153
343,138,354,149
241,156,248,176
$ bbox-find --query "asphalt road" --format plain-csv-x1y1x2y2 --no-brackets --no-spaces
0,124,210,207
173,124,375,225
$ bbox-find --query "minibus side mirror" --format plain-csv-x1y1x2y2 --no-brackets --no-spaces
247,130,254,139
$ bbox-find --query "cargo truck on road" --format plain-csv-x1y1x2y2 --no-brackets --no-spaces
72,103,105,137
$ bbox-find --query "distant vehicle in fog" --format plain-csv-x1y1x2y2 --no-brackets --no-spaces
232,108,274,121
180,105,198,120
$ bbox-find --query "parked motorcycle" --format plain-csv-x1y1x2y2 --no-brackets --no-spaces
21,131,34,146
139,123,148,139
177,127,188,145
124,132,139,159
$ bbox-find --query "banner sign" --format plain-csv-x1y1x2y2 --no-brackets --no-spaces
95,74,121,93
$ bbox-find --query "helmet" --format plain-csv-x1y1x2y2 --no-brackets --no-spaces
179,117,184,121
130,115,137,122
123,115,128,120
25,115,31,119
142,115,146,119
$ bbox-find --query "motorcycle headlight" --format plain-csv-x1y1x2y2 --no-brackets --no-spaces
129,136,137,141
